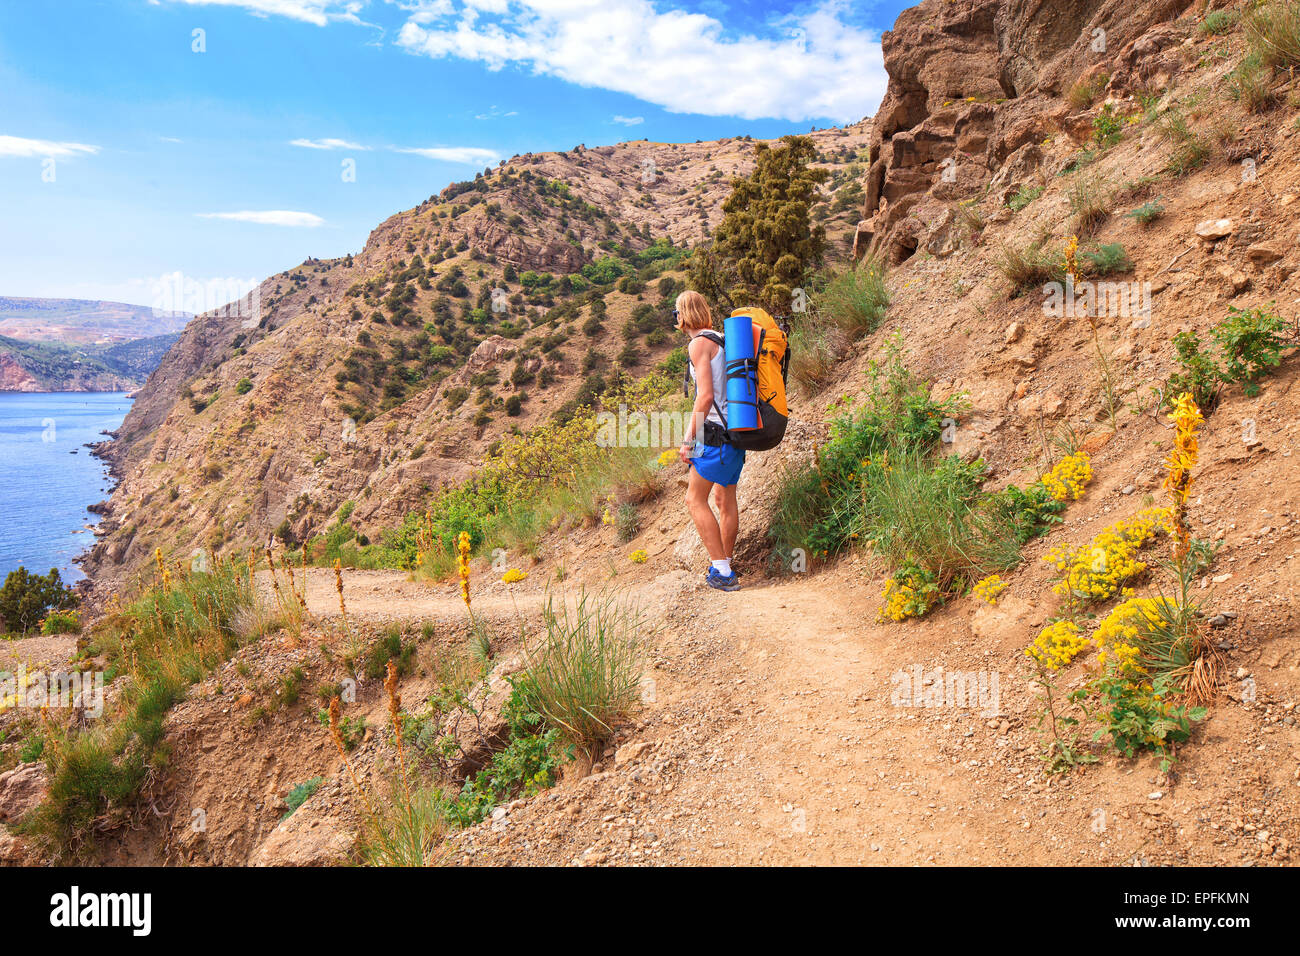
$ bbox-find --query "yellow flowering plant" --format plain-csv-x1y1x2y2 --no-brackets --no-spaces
1025,620,1099,773
971,574,1007,605
456,530,472,609
878,564,941,622
1043,506,1171,610
1039,451,1092,502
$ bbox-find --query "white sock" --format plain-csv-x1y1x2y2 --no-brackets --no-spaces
711,558,732,576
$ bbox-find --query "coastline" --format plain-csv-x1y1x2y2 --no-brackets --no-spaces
0,391,131,600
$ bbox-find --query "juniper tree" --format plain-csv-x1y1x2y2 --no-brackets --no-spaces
688,135,828,314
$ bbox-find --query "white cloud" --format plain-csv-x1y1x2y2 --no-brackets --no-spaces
394,0,885,122
612,115,644,126
290,137,370,150
153,0,367,27
0,135,100,158
392,145,500,164
196,210,326,227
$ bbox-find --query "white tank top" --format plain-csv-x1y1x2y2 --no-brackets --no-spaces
689,332,727,426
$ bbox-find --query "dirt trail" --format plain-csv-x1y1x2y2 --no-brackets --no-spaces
287,567,551,621
285,561,1290,866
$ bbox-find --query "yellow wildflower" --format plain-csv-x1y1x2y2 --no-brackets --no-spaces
456,530,472,608
1040,452,1092,501
971,574,1007,605
1026,620,1089,671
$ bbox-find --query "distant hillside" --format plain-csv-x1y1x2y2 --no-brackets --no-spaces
82,122,873,588
0,332,181,392
0,296,190,345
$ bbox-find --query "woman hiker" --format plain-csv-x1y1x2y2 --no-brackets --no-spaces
675,290,744,592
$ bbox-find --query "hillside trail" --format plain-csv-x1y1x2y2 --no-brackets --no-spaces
289,563,1169,866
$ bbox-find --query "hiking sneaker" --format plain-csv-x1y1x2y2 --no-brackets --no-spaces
705,567,741,591
702,566,742,579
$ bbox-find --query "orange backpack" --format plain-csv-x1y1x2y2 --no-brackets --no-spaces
681,307,793,452
730,306,789,419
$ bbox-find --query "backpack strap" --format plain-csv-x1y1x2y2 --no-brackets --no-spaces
686,331,729,433
685,331,725,397
776,315,792,385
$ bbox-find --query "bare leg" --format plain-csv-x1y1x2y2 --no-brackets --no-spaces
686,470,725,560
712,483,739,559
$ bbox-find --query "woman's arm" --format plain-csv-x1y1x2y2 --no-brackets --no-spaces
680,337,715,460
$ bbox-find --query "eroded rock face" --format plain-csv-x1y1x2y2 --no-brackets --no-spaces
0,762,48,825
248,804,357,867
860,0,1197,263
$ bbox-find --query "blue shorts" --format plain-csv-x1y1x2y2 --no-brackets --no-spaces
691,441,746,486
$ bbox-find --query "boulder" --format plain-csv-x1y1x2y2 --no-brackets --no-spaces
0,827,32,866
249,804,357,867
0,763,47,825
1195,218,1233,241
1246,242,1285,267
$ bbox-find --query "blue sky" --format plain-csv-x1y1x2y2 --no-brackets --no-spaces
0,0,904,310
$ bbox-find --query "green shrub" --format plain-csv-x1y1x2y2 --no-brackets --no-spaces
235,377,253,395
1092,104,1125,148
1212,303,1291,396
445,687,567,828
1125,199,1165,227
1166,330,1221,411
0,567,76,636
985,482,1067,545
1078,242,1133,276
40,610,81,635
283,776,323,819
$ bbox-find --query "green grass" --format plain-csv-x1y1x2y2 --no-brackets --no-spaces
813,257,890,338
856,450,1021,594
21,557,262,859
513,591,645,759
282,776,324,820
1007,184,1044,212
1246,0,1300,69
1201,9,1241,35
995,239,1064,296
789,256,890,388
769,337,1071,615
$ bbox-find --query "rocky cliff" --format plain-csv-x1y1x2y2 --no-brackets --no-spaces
857,0,1198,262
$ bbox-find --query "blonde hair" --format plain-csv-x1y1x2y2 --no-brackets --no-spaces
674,290,713,332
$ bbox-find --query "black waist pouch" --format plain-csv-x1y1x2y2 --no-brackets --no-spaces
702,419,728,448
